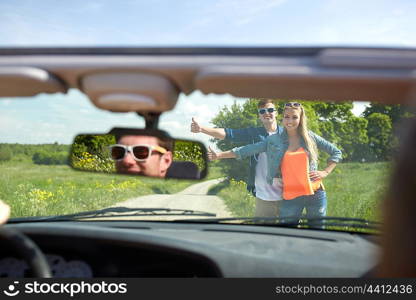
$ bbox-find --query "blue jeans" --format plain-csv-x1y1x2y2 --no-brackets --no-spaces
279,188,327,223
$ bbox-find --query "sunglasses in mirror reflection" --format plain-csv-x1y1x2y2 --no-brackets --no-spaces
109,144,167,162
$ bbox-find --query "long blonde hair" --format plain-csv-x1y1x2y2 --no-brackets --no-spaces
284,105,318,163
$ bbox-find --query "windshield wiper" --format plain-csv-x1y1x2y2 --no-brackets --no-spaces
8,207,216,222
173,216,380,232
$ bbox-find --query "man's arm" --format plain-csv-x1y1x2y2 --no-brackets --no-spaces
191,117,226,140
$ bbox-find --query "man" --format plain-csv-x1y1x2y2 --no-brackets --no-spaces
0,200,10,225
110,135,173,178
191,99,283,217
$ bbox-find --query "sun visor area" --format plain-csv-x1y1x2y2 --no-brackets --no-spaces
81,72,179,113
0,67,67,97
194,66,416,104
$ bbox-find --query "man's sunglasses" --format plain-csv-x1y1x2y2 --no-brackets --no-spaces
258,108,276,114
285,102,301,107
109,144,167,161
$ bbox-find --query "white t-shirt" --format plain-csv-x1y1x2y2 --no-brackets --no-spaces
254,132,283,201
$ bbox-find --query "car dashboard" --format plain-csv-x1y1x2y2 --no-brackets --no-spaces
1,221,379,278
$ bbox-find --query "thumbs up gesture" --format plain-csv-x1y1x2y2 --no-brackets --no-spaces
191,117,202,133
208,146,218,161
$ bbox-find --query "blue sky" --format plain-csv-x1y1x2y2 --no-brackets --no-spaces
0,0,414,145
0,90,234,145
1,0,415,47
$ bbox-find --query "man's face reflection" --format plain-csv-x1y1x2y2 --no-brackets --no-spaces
113,135,173,178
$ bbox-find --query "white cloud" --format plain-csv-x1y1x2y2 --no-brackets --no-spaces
76,2,104,13
1,0,415,47
0,88,148,144
0,99,12,106
0,115,66,144
0,3,108,46
182,102,213,124
158,91,245,147
160,120,182,130
0,115,22,130
316,0,416,47
352,101,370,117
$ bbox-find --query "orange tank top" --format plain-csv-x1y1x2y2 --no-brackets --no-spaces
281,147,322,200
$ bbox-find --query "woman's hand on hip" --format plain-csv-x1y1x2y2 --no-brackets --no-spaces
309,170,328,181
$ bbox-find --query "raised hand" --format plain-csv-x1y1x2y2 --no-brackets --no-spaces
207,146,218,161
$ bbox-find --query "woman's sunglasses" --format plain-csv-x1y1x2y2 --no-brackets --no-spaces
109,144,167,161
258,108,276,114
285,102,301,107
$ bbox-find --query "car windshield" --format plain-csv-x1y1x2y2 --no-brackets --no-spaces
1,89,413,232
1,0,415,234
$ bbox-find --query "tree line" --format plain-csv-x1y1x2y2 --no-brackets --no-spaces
0,143,69,165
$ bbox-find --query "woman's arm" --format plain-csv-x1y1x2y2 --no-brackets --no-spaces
309,161,337,181
208,135,271,161
309,132,342,181
208,147,236,161
232,139,268,159
311,132,342,163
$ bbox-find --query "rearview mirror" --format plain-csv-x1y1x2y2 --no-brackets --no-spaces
69,128,207,180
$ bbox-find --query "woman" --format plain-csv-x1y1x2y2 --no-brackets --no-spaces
209,102,342,222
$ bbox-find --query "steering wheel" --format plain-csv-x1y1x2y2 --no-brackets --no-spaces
0,227,52,277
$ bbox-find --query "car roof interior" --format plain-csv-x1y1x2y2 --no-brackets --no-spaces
0,47,415,114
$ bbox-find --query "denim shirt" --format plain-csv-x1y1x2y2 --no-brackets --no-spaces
224,126,283,194
232,130,342,185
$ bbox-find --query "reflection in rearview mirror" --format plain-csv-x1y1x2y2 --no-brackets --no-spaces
70,129,207,180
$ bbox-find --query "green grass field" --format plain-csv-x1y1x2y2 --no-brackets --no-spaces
0,160,389,222
325,162,390,221
0,161,205,218
209,162,390,222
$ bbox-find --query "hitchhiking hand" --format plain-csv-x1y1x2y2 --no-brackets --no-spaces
191,117,201,133
207,146,218,161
